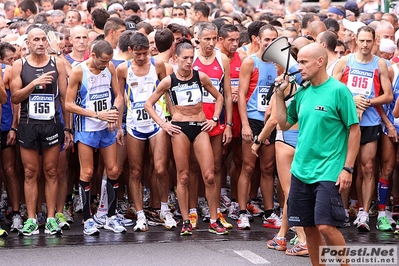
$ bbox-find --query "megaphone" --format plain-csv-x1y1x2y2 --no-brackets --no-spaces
261,36,304,86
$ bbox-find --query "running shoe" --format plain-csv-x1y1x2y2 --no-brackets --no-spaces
104,215,127,233
73,194,83,213
145,208,163,226
237,213,251,230
83,218,100,235
134,216,148,232
247,201,264,217
285,242,309,256
10,214,23,232
63,209,74,224
266,236,287,251
290,234,298,245
45,218,63,235
37,212,46,228
93,213,106,228
209,218,229,235
353,212,361,226
376,216,393,231
221,194,231,209
198,200,210,222
180,220,192,236
19,218,39,236
228,202,239,220
357,212,370,232
116,213,134,227
385,210,396,227
0,227,8,237
160,209,177,229
55,212,70,230
189,212,198,229
218,212,233,229
263,213,282,229
168,190,178,212
394,224,399,235
343,215,350,227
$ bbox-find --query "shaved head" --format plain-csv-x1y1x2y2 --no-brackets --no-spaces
292,36,311,50
299,43,328,66
27,28,46,41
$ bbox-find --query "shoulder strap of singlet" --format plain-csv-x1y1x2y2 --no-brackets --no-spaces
392,64,399,86
150,57,155,66
193,70,203,94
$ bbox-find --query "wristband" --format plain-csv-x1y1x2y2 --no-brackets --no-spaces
226,122,233,127
95,111,99,119
10,127,17,132
110,106,118,111
63,128,73,134
159,121,166,128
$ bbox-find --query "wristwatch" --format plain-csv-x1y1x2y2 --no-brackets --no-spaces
343,167,354,174
226,122,233,127
253,135,262,145
212,116,219,123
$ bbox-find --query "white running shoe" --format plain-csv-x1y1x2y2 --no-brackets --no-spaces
134,216,148,232
104,215,127,233
10,214,23,232
93,213,106,228
237,213,251,230
83,218,100,235
160,209,177,229
116,213,134,227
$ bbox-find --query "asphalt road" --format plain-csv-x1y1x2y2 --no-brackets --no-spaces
0,213,398,266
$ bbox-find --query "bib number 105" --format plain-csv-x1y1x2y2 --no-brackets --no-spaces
93,99,108,112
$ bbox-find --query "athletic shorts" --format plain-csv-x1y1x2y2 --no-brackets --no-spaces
360,125,381,145
275,130,298,148
287,175,345,227
75,128,116,149
232,104,241,138
247,118,276,144
126,125,161,141
172,121,204,143
17,122,64,150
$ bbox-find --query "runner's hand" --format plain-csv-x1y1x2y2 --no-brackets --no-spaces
336,170,352,194
63,131,73,150
241,124,252,143
162,121,181,137
6,130,16,146
222,125,232,145
116,128,124,146
202,120,216,132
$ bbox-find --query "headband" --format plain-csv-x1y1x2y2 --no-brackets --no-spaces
327,6,346,18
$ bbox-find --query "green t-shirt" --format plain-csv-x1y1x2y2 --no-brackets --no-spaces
286,77,358,184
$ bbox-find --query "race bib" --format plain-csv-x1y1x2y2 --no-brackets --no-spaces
130,101,152,126
347,68,373,96
28,94,55,120
175,85,202,106
257,86,269,112
203,78,219,103
88,91,110,113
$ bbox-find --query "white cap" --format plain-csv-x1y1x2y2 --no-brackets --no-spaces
342,18,366,34
380,38,396,53
10,34,27,46
168,18,187,27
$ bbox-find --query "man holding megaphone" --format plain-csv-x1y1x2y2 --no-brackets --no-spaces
275,43,360,266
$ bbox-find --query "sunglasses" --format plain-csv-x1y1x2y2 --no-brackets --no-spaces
303,35,315,42
69,3,77,7
285,19,299,24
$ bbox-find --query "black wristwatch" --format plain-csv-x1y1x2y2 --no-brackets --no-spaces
253,135,262,145
110,106,118,111
63,128,74,134
343,167,354,174
212,116,219,123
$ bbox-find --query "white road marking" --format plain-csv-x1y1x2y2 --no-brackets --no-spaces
234,250,270,264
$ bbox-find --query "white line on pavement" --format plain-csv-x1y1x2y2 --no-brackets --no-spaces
234,250,270,264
